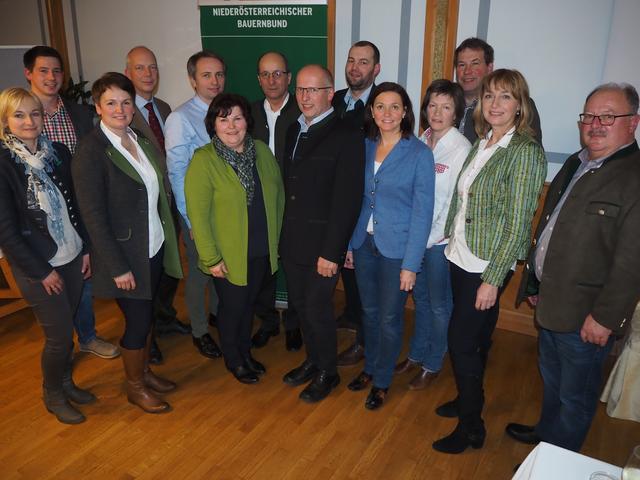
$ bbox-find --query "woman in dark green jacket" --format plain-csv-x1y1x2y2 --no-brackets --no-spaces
186,93,284,385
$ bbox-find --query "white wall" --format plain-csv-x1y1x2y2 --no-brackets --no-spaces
72,0,202,108
602,0,640,144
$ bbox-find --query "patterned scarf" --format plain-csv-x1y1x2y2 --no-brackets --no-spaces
3,134,65,244
212,134,257,206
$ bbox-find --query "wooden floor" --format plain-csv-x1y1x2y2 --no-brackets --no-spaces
0,287,638,480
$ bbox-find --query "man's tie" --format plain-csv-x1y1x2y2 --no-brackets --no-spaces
354,99,364,112
144,102,165,154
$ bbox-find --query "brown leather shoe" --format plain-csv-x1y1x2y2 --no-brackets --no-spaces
144,335,176,393
408,369,439,390
337,342,365,366
394,358,420,374
121,346,171,414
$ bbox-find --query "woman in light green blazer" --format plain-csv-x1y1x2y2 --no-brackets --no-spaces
432,69,546,454
185,93,284,385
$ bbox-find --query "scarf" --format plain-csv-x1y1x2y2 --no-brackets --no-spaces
3,134,65,244
212,134,257,206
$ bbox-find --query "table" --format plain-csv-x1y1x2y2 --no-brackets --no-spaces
513,442,622,480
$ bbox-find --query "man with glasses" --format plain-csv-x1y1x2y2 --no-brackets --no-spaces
250,51,302,352
506,83,640,453
280,65,364,403
332,40,381,367
165,50,225,361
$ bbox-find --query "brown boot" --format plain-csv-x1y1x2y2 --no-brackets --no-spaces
121,346,171,414
143,335,176,393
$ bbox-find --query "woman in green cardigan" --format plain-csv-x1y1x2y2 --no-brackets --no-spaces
185,93,284,384
432,69,546,454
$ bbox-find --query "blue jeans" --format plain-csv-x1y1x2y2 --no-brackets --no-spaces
408,245,452,372
535,327,613,452
354,235,409,389
73,278,97,344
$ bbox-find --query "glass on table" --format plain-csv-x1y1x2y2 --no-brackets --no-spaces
623,445,640,480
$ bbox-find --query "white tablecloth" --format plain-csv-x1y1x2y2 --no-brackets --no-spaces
513,442,622,480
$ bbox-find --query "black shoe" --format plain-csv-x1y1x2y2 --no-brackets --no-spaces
230,365,259,384
251,328,279,348
155,317,191,336
62,380,97,405
505,423,541,445
244,356,266,375
435,398,459,418
149,338,163,365
208,313,218,328
299,371,340,403
193,333,222,359
432,424,485,454
365,386,388,410
285,328,302,351
283,360,319,386
347,371,372,391
337,342,365,366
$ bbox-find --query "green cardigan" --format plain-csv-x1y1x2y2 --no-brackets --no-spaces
445,132,546,286
185,139,284,286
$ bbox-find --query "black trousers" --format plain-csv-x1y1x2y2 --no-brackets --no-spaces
282,259,340,374
213,256,268,370
254,270,300,332
447,262,512,431
340,268,364,344
153,206,180,323
13,254,84,390
116,247,164,350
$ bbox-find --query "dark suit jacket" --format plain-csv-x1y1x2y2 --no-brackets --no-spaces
279,112,365,266
517,141,640,334
62,98,95,141
131,97,172,195
0,142,87,280
72,127,182,300
462,97,544,148
251,94,300,173
331,86,375,132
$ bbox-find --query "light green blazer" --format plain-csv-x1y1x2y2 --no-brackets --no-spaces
185,139,284,286
445,132,546,286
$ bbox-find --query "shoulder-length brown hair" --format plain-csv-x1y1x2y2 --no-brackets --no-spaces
473,69,534,139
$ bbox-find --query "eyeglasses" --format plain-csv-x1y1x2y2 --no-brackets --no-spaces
295,86,332,95
579,113,635,126
258,70,289,80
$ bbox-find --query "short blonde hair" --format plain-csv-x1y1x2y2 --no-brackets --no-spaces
0,87,44,143
473,69,534,139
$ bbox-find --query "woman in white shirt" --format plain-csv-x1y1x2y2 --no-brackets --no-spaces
73,73,182,414
395,80,470,390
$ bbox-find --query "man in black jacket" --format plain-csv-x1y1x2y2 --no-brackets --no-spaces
506,83,640,452
250,51,302,352
280,65,364,403
24,46,119,360
331,40,380,366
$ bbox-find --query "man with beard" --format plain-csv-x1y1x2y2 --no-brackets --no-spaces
331,41,381,367
507,83,640,453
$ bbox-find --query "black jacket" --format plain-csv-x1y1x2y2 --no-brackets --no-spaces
63,98,95,141
517,142,640,334
331,86,374,132
251,94,300,172
0,142,87,280
279,112,365,266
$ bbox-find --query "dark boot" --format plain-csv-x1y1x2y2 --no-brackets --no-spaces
43,387,85,424
62,348,96,404
143,335,176,393
121,346,171,414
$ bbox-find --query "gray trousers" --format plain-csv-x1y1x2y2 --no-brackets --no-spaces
180,217,219,338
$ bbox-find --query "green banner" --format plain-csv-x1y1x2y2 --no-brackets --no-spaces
199,1,328,102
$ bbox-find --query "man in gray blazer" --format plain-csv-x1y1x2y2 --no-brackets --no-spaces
125,46,191,361
507,83,640,452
